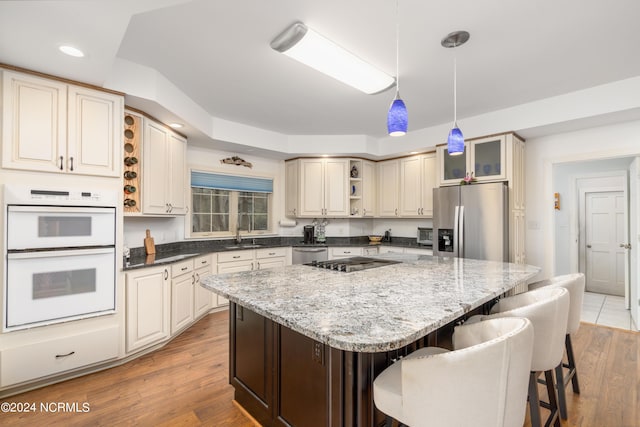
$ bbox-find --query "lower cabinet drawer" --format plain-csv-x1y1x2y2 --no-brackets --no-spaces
0,325,119,387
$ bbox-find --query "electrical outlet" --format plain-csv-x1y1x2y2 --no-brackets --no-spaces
312,342,323,364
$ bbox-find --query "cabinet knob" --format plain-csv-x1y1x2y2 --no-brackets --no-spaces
586,244,592,248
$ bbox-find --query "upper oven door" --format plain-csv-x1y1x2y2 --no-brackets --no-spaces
7,205,116,250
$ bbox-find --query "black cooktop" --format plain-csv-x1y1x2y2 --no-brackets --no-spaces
305,256,400,273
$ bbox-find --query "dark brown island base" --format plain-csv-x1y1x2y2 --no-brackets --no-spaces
230,302,492,427
201,255,540,427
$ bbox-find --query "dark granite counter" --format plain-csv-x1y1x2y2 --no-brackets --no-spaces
123,236,432,271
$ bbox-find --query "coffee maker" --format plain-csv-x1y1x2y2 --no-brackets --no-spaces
303,225,315,244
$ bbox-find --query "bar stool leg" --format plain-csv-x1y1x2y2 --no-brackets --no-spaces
565,334,580,393
555,363,568,419
544,369,561,427
528,371,542,427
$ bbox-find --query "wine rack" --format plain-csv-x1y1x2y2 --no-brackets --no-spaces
123,111,142,213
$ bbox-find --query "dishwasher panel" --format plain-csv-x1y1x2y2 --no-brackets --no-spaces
292,247,328,264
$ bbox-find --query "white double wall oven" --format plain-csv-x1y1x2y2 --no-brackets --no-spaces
4,185,117,331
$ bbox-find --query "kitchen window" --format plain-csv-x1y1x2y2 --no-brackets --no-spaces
188,170,273,238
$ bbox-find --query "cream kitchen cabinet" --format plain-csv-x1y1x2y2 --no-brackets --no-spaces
194,254,215,318
378,246,405,254
171,259,195,334
217,249,255,272
437,134,508,186
142,118,187,215
403,247,433,256
378,159,400,217
399,153,436,217
285,159,299,217
0,325,119,388
298,158,349,217
329,247,363,260
255,247,287,269
1,69,123,177
125,265,171,354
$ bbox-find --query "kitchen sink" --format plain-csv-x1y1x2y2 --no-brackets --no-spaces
224,244,263,249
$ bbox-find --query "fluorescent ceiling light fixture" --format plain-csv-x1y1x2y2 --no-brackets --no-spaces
271,22,395,94
59,45,85,58
169,123,184,129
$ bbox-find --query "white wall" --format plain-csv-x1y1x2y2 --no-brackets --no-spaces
525,119,640,281
552,158,633,275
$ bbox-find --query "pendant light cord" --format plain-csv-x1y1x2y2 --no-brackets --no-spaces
395,0,400,95
453,51,457,123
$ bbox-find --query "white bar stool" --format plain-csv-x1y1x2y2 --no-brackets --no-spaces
528,273,585,419
477,287,570,427
373,317,534,427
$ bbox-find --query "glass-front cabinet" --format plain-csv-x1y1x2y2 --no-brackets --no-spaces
437,134,507,186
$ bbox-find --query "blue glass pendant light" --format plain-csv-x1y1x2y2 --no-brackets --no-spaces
388,94,407,136
387,0,407,136
441,31,470,155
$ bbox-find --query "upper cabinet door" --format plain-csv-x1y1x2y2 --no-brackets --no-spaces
299,158,325,217
437,145,468,186
324,158,349,217
378,160,399,217
284,160,299,217
1,70,123,177
469,135,507,182
2,71,67,173
167,132,187,214
143,119,171,214
399,156,422,217
421,153,436,217
67,86,122,177
437,135,507,186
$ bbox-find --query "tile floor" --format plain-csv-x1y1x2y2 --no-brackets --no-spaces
582,291,638,331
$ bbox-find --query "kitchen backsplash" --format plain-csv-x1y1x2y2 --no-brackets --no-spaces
124,216,433,249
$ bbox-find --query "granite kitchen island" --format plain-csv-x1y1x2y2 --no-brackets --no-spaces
201,254,540,427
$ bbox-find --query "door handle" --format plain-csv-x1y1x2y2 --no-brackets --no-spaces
587,244,592,248
620,243,632,249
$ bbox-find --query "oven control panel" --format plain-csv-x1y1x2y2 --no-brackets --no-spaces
4,185,117,207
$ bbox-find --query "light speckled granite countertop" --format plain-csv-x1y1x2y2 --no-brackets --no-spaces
201,254,540,352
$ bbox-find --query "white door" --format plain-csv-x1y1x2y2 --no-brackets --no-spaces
585,191,626,295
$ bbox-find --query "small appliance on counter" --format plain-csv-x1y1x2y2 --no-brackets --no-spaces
303,225,315,244
417,227,433,246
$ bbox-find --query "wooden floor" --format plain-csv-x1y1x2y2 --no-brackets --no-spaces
1,311,638,426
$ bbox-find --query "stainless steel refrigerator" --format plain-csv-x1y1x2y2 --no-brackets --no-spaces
433,182,508,262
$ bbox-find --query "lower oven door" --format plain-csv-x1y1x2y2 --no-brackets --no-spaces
5,247,115,330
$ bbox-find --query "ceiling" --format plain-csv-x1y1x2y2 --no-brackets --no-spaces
2,0,640,156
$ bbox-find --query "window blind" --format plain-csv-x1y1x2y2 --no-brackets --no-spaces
191,171,273,193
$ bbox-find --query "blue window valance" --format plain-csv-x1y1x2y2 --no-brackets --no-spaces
191,171,273,193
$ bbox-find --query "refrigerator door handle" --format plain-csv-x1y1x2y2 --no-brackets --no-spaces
453,205,460,256
458,205,465,257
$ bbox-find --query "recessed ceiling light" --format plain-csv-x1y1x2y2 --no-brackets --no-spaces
409,151,419,154
169,123,183,129
59,45,85,58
